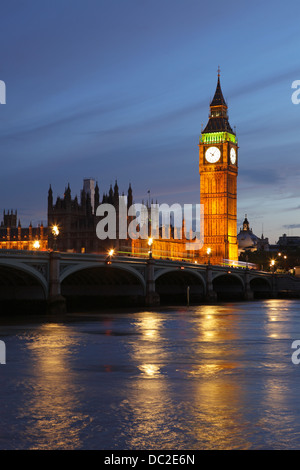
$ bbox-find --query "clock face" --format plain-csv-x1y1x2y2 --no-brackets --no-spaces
205,146,221,163
230,148,236,165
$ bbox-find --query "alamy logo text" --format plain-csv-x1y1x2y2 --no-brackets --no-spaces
95,198,204,251
0,80,6,104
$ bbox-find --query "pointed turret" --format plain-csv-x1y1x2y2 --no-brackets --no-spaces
86,191,92,215
64,183,71,201
48,185,53,213
108,184,114,204
202,69,234,135
114,180,119,207
81,188,86,206
210,67,227,108
242,215,250,231
114,180,119,195
94,181,100,210
127,183,133,208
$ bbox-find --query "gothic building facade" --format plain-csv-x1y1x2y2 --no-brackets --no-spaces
0,210,48,250
47,178,133,254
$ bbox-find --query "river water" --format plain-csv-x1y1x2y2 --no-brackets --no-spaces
1,298,300,450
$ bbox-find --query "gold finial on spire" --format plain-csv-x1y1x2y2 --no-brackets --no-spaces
217,65,220,78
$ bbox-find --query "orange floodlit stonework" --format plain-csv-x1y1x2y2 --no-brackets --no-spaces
198,72,238,265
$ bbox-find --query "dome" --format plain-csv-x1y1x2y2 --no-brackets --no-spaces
237,215,260,251
237,230,259,249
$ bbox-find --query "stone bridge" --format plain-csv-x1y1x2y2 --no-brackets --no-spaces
0,250,300,313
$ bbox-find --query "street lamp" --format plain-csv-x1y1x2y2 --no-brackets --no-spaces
33,240,40,250
52,225,59,251
270,259,275,273
106,248,115,265
148,237,153,259
207,247,211,265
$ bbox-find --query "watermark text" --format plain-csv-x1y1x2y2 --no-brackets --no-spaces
0,340,6,364
291,80,300,105
95,197,204,251
291,340,300,364
0,80,6,104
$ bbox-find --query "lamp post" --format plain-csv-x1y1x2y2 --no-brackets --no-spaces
106,248,115,265
207,247,211,265
245,254,249,270
145,237,159,306
148,237,153,259
270,259,275,273
284,255,287,272
205,247,216,301
52,225,59,251
277,252,282,270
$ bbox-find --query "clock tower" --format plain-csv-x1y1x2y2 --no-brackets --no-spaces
199,71,238,264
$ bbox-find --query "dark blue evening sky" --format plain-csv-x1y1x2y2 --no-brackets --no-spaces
1,0,300,243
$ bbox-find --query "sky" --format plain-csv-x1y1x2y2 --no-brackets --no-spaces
1,0,300,243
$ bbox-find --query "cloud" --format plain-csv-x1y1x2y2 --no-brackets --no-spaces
282,224,300,230
283,205,300,212
239,168,282,185
228,66,300,102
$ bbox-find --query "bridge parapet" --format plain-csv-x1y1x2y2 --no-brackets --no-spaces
1,251,300,311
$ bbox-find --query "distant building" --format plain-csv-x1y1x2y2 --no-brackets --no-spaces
0,210,48,251
237,215,269,254
2,210,17,228
277,234,300,248
47,179,133,254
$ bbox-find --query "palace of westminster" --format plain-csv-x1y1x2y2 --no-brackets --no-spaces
0,74,293,263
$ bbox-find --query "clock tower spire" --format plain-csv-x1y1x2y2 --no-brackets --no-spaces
199,72,238,264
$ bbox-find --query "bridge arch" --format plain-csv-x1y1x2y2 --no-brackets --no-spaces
61,262,146,310
0,259,48,314
0,259,48,297
155,267,205,304
250,276,272,298
212,272,245,300
60,261,146,290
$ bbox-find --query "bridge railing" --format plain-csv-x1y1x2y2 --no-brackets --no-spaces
0,249,49,257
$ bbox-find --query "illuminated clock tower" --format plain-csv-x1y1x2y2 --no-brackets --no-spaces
199,70,238,264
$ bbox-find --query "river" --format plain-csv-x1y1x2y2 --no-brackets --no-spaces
1,298,300,450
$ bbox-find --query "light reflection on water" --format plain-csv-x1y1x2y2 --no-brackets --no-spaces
1,299,300,449
15,324,91,449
